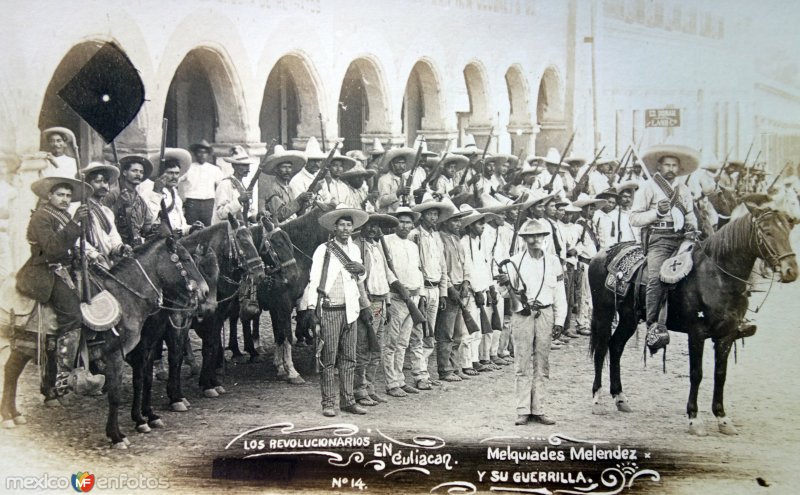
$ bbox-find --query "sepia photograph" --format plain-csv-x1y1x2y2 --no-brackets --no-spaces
0,0,798,493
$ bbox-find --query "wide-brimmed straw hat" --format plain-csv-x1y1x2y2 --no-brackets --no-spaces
615,181,639,194
189,139,213,153
347,150,369,162
340,162,376,179
263,145,307,175
479,192,518,214
641,144,700,177
412,199,455,221
542,148,562,167
369,138,386,156
518,218,551,236
364,213,399,229
31,176,93,202
318,204,369,231
223,145,258,166
459,204,500,228
80,161,119,183
119,155,154,178
573,193,608,209
391,206,421,223
596,188,620,201
380,147,416,173
42,127,77,145
330,150,358,171
452,134,478,156
303,136,328,161
148,148,192,177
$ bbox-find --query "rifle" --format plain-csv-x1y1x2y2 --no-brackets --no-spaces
473,128,494,196
612,145,633,183
240,138,278,218
768,161,792,191
318,113,327,153
299,140,341,215
544,132,575,194
110,141,137,245
714,146,733,191
157,119,173,232
418,140,451,200
73,140,90,302
570,146,606,200
508,192,530,257
402,136,426,206
379,236,428,326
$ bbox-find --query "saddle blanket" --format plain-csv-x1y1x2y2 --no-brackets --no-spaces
605,244,645,297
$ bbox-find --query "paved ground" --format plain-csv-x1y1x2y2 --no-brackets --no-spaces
1,231,799,494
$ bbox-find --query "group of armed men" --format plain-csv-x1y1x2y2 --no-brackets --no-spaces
22,125,786,423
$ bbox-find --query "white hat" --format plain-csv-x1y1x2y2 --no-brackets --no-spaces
369,138,386,156
641,144,700,177
223,145,258,165
391,206,421,223
318,204,369,231
412,199,455,220
303,136,328,161
573,193,608,209
542,147,562,166
518,218,551,236
452,134,479,156
262,145,307,175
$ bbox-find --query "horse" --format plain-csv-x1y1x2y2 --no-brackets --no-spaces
705,187,738,229
177,215,266,399
0,236,210,448
589,203,797,435
124,244,219,432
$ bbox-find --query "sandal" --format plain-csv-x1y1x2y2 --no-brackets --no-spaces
462,368,479,376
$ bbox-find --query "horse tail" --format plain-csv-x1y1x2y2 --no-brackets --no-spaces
587,253,613,364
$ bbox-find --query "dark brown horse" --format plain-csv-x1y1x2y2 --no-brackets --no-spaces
0,237,210,448
589,204,797,435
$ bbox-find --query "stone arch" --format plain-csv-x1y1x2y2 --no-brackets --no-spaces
337,56,391,152
260,52,324,150
38,40,148,164
402,59,445,146
164,46,247,151
460,60,493,150
535,65,567,154
505,64,534,156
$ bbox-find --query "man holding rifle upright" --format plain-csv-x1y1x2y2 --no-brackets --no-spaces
212,146,260,224
262,145,310,223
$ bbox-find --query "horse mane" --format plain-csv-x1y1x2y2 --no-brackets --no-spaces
280,207,330,255
180,221,228,247
113,236,166,275
700,213,754,260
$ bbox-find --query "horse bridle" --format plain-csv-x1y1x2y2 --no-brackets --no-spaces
752,210,796,269
259,223,297,276
230,224,266,275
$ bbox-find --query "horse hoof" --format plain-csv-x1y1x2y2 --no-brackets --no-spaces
615,400,633,413
122,437,131,446
149,418,165,428
181,398,191,408
136,423,152,434
203,389,219,398
2,419,16,429
111,441,128,450
214,386,227,394
591,403,609,415
718,417,739,435
688,420,708,436
171,402,188,412
287,376,306,385
13,415,27,425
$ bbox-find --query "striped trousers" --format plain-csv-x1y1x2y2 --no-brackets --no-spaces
319,307,357,410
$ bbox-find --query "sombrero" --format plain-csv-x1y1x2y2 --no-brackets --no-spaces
340,162,376,179
391,206,421,223
119,155,154,178
318,204,369,231
380,147,416,173
541,148,562,167
573,193,608,209
347,150,369,162
528,189,557,206
412,199,455,221
31,176,93,202
303,136,327,161
189,139,213,153
518,218,551,236
615,180,639,194
596,188,620,201
432,153,470,171
457,204,492,228
641,144,700,177
223,145,258,165
452,134,478,156
479,192,518,214
148,148,192,177
42,127,76,145
486,154,511,168
369,138,386,156
330,151,357,171
80,161,119,183
263,145,307,175
364,212,399,229
411,136,438,159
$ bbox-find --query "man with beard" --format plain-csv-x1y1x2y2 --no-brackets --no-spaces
103,155,154,246
41,127,79,180
593,189,620,250
17,176,105,401
142,150,203,235
377,147,416,212
307,206,369,417
262,145,311,223
408,199,451,390
213,146,259,224
180,140,223,226
630,145,698,354
80,162,132,267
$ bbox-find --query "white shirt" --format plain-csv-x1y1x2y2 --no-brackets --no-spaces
322,178,352,206
593,209,617,250
83,199,123,262
588,171,610,195
307,239,365,324
212,176,258,224
179,162,224,200
382,233,423,291
42,154,78,180
507,250,567,326
461,234,493,292
139,181,190,234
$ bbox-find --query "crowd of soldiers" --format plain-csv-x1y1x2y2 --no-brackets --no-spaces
19,124,794,423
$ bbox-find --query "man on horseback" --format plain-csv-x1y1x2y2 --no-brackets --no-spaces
262,145,310,223
630,145,699,354
213,146,259,224
81,162,132,268
103,155,154,246
16,177,104,400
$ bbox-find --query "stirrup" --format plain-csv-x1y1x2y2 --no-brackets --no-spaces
54,372,72,397
646,323,670,355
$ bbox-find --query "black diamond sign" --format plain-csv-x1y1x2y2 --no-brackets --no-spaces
57,42,145,143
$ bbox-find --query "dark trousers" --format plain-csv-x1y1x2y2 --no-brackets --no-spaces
184,198,214,227
49,277,82,332
645,233,683,323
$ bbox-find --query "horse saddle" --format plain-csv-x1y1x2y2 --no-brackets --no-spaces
0,278,38,337
659,240,695,284
605,244,645,297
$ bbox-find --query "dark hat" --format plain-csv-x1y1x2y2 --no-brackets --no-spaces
365,213,399,229
119,155,153,178
189,139,214,154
